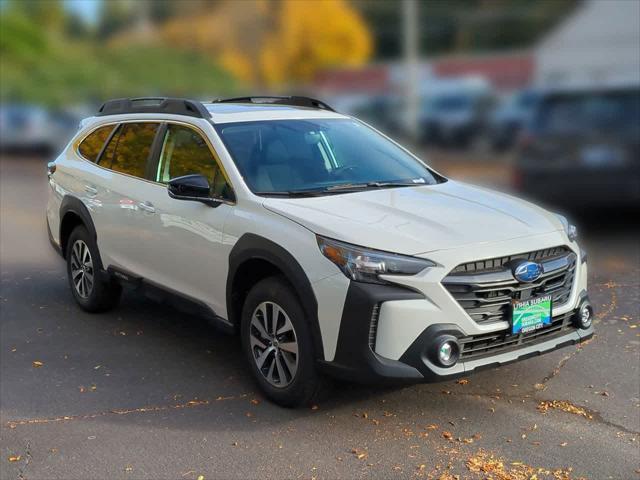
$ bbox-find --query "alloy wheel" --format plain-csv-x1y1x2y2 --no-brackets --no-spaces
70,239,94,299
249,301,299,388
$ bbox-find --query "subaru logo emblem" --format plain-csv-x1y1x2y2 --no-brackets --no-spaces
513,261,543,283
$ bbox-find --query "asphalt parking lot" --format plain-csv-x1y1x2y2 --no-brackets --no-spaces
1,155,638,480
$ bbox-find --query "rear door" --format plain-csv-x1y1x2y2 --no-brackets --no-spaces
91,121,163,276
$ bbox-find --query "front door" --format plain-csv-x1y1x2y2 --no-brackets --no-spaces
131,123,235,316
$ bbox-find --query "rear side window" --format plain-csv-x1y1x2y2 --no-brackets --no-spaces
156,124,233,199
78,125,114,162
108,123,158,178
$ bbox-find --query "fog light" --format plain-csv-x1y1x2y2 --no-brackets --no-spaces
574,301,593,329
430,335,460,368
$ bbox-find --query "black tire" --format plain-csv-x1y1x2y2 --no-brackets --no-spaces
240,276,328,407
66,225,121,312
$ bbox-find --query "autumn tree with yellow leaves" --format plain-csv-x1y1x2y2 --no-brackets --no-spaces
161,0,372,88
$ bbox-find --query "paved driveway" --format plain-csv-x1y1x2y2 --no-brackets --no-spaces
1,155,638,479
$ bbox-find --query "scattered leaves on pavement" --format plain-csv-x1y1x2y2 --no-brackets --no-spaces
466,450,576,480
537,400,593,419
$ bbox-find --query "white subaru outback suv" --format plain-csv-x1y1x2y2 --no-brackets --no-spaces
46,96,593,407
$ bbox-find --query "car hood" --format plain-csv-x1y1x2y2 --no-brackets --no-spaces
262,180,564,255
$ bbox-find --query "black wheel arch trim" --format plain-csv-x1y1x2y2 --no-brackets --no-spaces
59,196,100,263
227,233,324,359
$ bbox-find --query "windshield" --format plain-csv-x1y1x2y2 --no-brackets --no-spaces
215,119,442,195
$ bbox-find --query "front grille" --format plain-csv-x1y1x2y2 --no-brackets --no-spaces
450,246,571,274
443,246,576,326
460,312,575,360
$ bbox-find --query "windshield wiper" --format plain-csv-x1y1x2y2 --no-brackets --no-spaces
325,181,423,192
254,189,325,197
256,181,425,197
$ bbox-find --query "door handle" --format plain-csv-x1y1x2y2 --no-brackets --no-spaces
138,201,156,213
84,185,98,196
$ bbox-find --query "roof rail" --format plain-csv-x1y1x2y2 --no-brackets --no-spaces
97,97,211,118
212,96,335,112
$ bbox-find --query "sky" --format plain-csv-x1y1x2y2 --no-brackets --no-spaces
64,0,101,25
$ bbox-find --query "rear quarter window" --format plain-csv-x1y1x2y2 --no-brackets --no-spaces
78,125,114,162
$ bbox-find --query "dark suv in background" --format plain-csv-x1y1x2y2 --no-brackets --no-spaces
515,85,640,209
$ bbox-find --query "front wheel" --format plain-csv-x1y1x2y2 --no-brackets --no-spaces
241,276,328,407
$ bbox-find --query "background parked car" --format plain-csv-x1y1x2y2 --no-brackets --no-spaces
514,83,640,209
0,104,80,155
488,89,540,151
420,79,496,148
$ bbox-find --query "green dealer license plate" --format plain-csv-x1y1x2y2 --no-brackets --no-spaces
511,295,552,335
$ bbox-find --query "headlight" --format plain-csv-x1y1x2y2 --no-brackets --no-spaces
317,236,435,285
555,214,578,242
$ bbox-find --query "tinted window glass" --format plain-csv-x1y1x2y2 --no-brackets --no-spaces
157,124,232,199
78,125,114,162
110,123,158,178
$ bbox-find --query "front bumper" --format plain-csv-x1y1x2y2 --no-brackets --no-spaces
318,239,592,384
319,281,593,383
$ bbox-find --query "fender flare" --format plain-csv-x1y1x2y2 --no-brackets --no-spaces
59,196,100,263
227,233,323,359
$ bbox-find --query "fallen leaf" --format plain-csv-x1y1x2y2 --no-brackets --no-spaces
351,448,367,460
560,442,568,447
456,379,469,385
250,399,260,405
124,465,133,472
197,476,205,480
310,405,319,410
8,455,21,462
32,360,43,367
442,431,453,440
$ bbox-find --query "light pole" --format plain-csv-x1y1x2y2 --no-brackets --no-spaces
403,0,419,142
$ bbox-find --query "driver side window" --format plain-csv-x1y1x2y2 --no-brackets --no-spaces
156,124,233,200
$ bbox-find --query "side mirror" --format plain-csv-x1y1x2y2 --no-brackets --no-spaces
168,174,220,207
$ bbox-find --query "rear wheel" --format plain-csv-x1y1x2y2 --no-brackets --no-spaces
241,276,327,407
66,226,121,312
